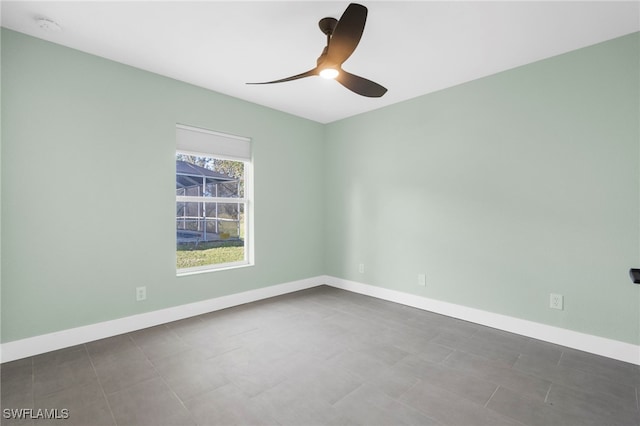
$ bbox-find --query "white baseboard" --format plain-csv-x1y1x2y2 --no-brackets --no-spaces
0,276,321,363
324,276,640,365
3,275,638,365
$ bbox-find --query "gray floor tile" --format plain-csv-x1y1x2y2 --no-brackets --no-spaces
520,339,563,364
130,325,191,361
215,337,295,367
182,383,278,425
515,353,638,407
164,315,206,336
33,380,114,426
248,311,310,337
234,300,307,329
32,346,88,371
4,285,638,426
324,311,386,335
212,348,287,397
376,326,443,357
41,400,114,426
325,348,390,381
164,316,216,343
334,383,440,426
365,364,420,398
336,302,410,332
34,377,104,409
487,385,623,426
546,383,640,426
310,291,360,311
1,390,34,426
107,377,195,426
252,379,343,426
1,358,32,376
152,349,229,401
432,330,522,366
395,354,499,405
176,327,245,358
305,317,354,339
278,324,353,360
279,297,340,319
400,338,454,363
512,352,559,378
85,334,142,367
282,360,364,405
350,338,411,366
198,308,260,337
400,380,520,426
1,389,33,411
265,350,326,383
0,411,34,426
237,334,298,364
443,350,551,402
425,317,479,338
93,350,158,395
1,359,33,397
33,355,97,398
470,327,530,353
560,347,640,387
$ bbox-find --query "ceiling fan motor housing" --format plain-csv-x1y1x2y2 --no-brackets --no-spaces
319,17,338,36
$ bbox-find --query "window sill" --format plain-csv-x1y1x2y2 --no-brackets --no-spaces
176,261,253,277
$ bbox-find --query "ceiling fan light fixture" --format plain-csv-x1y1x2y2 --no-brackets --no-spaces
319,68,339,79
246,3,386,97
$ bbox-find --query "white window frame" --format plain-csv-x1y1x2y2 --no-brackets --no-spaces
176,124,253,275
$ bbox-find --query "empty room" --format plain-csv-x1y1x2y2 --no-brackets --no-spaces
1,1,639,425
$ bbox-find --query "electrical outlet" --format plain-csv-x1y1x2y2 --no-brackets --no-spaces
358,263,365,274
549,293,563,310
418,273,426,287
136,286,147,301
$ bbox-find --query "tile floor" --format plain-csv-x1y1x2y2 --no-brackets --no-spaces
1,285,638,425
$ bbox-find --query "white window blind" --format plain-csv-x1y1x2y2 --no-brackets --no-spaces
176,124,251,162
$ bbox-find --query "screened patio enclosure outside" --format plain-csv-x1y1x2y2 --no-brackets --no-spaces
176,160,243,244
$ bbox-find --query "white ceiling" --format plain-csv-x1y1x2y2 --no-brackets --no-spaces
2,1,639,123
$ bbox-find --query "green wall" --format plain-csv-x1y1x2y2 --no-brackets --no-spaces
325,32,640,345
1,29,325,342
2,28,639,347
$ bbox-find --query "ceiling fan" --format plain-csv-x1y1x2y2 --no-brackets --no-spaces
247,3,387,98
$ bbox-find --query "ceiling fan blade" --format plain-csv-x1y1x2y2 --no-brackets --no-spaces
336,70,387,98
246,68,318,85
326,3,367,65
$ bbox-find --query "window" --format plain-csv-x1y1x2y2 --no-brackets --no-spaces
176,124,252,274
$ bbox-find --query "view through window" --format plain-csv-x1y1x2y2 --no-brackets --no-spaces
176,125,251,273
